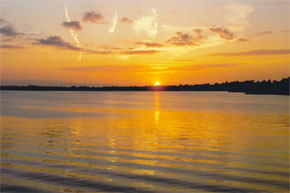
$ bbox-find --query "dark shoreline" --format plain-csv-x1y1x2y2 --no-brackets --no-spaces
1,77,289,95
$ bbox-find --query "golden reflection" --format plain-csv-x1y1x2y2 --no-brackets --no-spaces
70,120,82,146
1,104,289,193
154,92,160,124
71,121,81,137
108,137,118,163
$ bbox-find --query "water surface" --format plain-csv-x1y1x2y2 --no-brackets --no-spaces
1,91,289,192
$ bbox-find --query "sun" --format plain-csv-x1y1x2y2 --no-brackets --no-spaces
155,82,160,86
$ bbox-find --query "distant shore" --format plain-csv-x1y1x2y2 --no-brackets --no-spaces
1,77,289,95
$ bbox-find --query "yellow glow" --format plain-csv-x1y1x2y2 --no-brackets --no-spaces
155,82,160,86
154,92,160,124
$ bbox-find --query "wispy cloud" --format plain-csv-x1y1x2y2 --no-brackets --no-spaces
35,34,161,56
169,63,240,72
237,38,249,42
167,32,197,46
38,36,80,50
210,26,235,40
133,8,159,38
281,29,290,33
192,28,208,41
167,30,207,46
62,21,82,31
37,35,113,55
225,2,254,25
0,26,23,37
64,5,82,60
256,31,272,36
82,11,107,24
136,41,163,47
120,17,133,24
209,49,290,57
85,49,112,55
122,50,160,55
99,45,121,50
0,18,10,25
0,44,26,49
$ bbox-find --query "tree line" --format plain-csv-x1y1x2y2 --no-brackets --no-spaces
1,77,289,95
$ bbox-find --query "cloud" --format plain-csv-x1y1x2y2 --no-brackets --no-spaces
62,21,82,31
193,28,202,34
225,3,254,25
192,28,207,41
209,49,290,57
120,17,133,24
136,41,163,47
85,49,112,55
82,11,106,23
0,26,23,37
64,5,82,60
237,38,249,42
109,12,117,33
122,50,160,55
210,26,235,40
0,18,10,25
99,45,121,50
167,32,197,46
256,31,272,36
36,36,114,55
0,44,26,49
1,37,14,42
38,36,80,50
281,29,290,33
133,8,159,38
170,63,240,72
167,30,207,46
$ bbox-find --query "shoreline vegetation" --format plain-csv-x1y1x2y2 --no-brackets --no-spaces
1,77,289,95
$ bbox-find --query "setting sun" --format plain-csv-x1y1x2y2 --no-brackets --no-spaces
155,82,160,86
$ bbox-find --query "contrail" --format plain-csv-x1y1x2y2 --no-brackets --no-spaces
132,8,159,38
109,12,117,33
64,4,82,60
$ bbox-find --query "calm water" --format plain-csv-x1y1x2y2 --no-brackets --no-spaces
1,91,289,193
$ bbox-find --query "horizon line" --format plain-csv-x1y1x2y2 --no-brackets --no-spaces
1,76,289,88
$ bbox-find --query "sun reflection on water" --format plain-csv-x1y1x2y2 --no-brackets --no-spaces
154,92,160,124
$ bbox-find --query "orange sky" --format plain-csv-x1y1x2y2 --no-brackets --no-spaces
0,0,289,86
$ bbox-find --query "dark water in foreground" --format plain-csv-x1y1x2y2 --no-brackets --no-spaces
1,91,289,193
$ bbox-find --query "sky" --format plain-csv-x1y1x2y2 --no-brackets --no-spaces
0,0,289,86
